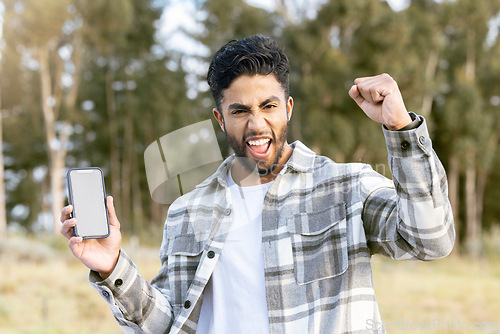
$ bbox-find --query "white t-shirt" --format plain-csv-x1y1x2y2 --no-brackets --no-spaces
197,173,272,334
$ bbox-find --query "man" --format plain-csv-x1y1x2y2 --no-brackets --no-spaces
61,35,455,333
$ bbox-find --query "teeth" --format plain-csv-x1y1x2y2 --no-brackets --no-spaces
248,139,270,146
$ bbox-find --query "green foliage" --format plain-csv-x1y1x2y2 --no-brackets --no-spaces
76,0,134,55
199,0,280,51
1,0,500,246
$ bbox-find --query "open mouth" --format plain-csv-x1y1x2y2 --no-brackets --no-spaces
246,138,272,159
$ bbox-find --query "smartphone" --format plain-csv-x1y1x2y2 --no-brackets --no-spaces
67,167,110,239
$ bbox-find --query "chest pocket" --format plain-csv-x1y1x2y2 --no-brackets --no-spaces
287,203,348,285
164,234,204,314
166,234,205,256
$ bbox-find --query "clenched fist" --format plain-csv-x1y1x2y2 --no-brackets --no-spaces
349,73,412,131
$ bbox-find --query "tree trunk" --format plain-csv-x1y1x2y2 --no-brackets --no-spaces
38,48,69,234
63,33,83,117
131,147,144,234
465,151,479,255
448,153,460,243
476,126,500,232
106,64,121,215
49,126,69,234
121,109,133,232
0,85,7,238
420,50,439,118
476,169,486,235
463,30,479,254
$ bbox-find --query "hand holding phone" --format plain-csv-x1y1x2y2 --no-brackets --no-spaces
61,168,122,278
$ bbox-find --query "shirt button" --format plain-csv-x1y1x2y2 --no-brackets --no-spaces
114,279,123,287
102,291,110,298
184,300,191,309
225,209,231,216
419,136,425,145
207,250,215,258
401,141,410,150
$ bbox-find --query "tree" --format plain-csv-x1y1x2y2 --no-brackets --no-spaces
2,0,83,234
0,27,47,231
0,81,6,237
73,0,176,231
75,0,134,219
432,0,500,253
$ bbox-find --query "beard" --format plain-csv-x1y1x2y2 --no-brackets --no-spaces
224,122,289,176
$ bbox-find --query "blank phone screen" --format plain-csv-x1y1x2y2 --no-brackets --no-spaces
68,168,109,238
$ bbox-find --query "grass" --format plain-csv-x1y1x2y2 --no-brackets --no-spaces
371,254,500,333
1,236,499,333
0,236,160,334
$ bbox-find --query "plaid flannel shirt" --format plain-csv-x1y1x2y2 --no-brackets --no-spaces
90,115,455,334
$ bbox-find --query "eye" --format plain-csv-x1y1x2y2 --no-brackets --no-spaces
232,109,246,115
264,104,277,110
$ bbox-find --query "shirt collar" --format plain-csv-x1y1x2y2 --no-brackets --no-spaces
285,140,316,173
196,140,316,189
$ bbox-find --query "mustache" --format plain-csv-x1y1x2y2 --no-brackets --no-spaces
243,130,275,142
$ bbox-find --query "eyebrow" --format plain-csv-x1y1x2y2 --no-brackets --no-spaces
227,95,281,111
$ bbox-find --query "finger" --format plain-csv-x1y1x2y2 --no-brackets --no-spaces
60,205,73,223
370,87,386,104
353,76,372,85
357,81,388,105
68,236,83,249
61,218,76,240
349,84,365,107
379,87,393,97
354,80,377,105
355,73,393,84
106,196,120,228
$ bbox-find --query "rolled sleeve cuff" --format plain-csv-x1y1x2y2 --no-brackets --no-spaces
383,114,432,158
89,249,138,300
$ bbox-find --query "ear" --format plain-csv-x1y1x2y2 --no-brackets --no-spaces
286,96,294,122
213,108,225,132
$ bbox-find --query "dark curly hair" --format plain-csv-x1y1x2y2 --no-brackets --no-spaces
207,35,290,111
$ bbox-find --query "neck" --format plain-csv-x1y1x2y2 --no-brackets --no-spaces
231,143,293,186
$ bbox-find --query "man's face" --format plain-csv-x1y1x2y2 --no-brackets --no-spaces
213,74,293,177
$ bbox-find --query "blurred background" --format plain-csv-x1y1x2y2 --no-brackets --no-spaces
0,0,499,333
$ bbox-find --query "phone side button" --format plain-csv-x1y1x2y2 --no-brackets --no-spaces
114,279,123,287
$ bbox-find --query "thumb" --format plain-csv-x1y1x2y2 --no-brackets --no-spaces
106,196,120,228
